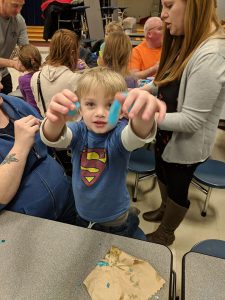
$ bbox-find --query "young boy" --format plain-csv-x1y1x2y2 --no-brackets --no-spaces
40,67,164,237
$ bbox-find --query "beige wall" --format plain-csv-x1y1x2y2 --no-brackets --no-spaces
217,0,225,20
116,0,225,22
117,0,153,22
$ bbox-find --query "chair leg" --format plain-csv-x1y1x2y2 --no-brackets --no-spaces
201,187,212,217
57,14,60,29
133,173,139,202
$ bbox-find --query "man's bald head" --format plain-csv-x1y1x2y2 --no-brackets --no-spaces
144,17,162,37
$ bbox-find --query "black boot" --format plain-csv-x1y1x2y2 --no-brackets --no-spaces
146,198,188,246
142,180,167,222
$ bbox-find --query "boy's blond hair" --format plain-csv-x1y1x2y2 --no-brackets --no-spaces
76,67,127,99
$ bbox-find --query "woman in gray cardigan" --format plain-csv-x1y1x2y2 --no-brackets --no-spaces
122,0,225,246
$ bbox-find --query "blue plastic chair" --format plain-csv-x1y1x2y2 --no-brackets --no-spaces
192,159,225,216
182,239,225,299
191,239,225,259
128,148,156,202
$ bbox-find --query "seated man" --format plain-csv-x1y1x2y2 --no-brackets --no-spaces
129,17,163,79
0,90,76,225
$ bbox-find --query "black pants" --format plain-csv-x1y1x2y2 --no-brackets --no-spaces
155,145,200,208
1,74,13,94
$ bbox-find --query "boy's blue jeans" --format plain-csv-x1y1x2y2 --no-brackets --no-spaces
75,211,140,238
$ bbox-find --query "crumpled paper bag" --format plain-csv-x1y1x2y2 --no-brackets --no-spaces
83,246,165,300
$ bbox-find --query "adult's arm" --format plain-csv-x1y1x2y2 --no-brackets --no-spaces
0,57,22,70
17,14,29,46
0,116,39,205
131,63,159,79
159,52,225,133
0,15,28,71
129,45,159,79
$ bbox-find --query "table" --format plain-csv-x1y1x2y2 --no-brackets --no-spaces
131,40,142,47
182,251,225,300
128,32,145,38
0,211,173,299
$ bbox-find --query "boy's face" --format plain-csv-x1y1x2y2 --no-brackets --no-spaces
80,89,118,134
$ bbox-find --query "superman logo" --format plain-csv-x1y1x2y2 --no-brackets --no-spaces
80,148,107,186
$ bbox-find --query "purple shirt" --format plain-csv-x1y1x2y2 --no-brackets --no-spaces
125,75,138,89
18,73,40,113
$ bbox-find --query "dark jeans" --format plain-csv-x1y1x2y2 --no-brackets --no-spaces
75,212,140,238
57,178,76,225
155,146,200,208
1,74,13,94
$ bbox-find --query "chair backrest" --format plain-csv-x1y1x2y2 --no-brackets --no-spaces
191,239,225,259
128,147,155,174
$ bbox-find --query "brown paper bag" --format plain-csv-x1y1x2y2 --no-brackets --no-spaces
84,246,165,300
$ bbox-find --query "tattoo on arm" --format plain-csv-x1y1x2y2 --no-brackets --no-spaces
1,154,19,165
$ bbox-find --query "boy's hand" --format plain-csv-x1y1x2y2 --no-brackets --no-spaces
46,89,80,123
116,88,166,123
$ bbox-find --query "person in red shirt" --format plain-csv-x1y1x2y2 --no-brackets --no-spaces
41,0,72,11
129,17,163,79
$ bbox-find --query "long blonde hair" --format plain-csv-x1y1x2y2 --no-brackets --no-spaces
103,31,132,77
105,21,123,35
155,0,224,86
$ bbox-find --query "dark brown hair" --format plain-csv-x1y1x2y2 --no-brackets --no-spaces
18,44,42,72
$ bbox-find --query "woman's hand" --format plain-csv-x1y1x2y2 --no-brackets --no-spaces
14,116,40,154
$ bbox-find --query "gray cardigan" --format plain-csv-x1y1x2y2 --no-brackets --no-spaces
152,38,225,164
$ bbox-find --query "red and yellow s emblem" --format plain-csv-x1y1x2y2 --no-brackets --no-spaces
81,148,107,186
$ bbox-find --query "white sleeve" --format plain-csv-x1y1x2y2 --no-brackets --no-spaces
40,119,73,148
121,120,157,151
